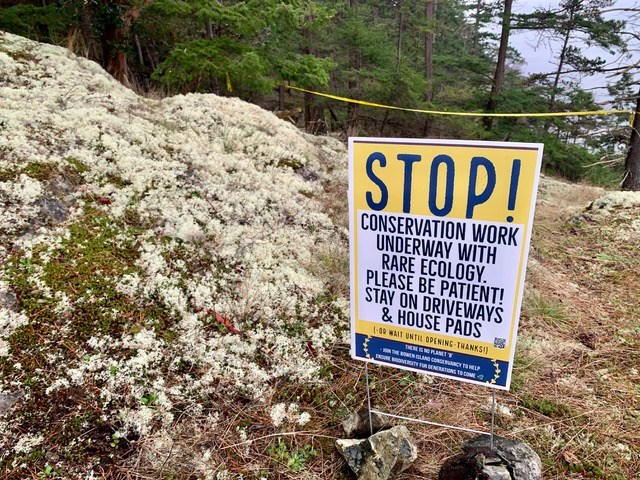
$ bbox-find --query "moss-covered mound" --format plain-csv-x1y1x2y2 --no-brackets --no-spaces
1,31,349,479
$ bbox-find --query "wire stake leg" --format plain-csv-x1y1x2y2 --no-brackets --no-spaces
490,389,496,450
365,362,373,437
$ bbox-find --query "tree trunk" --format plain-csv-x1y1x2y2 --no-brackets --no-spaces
473,0,482,55
205,19,214,39
301,16,323,133
423,0,436,136
549,27,572,111
346,104,360,137
304,90,313,131
134,34,144,66
144,43,156,71
80,4,98,60
102,19,128,86
279,84,286,111
204,19,216,92
379,109,390,136
347,0,362,137
396,9,404,73
424,1,435,101
543,4,576,132
103,0,156,87
302,22,313,132
484,0,512,131
623,93,640,191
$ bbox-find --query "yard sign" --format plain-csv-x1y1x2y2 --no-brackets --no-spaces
349,138,543,389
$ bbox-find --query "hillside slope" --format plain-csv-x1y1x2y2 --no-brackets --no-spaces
1,32,639,480
1,31,349,479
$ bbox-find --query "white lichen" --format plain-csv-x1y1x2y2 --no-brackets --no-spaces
0,30,349,473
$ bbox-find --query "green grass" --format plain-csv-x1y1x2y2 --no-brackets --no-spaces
524,292,571,331
268,438,318,472
0,157,88,184
519,394,572,418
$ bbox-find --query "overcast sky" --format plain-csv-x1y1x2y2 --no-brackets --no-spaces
506,0,640,97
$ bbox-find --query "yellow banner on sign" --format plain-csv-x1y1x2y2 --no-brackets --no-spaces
351,140,539,224
356,319,510,361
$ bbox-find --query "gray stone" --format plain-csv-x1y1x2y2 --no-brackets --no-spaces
35,196,69,225
336,425,418,480
1,286,17,311
464,435,542,480
342,408,393,439
484,465,512,480
336,438,372,474
0,391,23,415
439,447,511,480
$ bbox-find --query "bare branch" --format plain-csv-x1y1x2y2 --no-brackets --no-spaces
597,7,640,15
582,157,624,168
528,60,640,80
605,58,640,77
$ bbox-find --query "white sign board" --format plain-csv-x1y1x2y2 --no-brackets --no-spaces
349,138,543,389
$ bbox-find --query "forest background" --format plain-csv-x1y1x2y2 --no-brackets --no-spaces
2,0,640,188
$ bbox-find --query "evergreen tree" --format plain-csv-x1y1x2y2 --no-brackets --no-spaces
2,0,634,185
513,0,625,120
148,0,335,103
483,0,512,131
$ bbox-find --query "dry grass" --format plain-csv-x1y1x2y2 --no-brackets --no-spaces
317,176,638,480
110,176,639,480
2,162,638,479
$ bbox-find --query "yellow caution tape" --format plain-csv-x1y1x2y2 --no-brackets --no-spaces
286,85,630,119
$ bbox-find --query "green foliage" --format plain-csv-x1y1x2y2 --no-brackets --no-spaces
110,433,120,449
0,4,75,44
520,394,572,418
542,139,599,181
513,0,625,51
268,438,318,472
37,464,60,479
194,1,251,34
140,392,159,406
148,0,336,97
152,37,272,94
583,163,625,188
150,36,219,87
1,0,632,182
276,54,335,88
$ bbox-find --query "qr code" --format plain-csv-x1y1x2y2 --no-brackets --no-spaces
493,337,507,349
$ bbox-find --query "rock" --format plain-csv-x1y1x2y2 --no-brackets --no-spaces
483,465,512,480
342,408,393,439
438,447,510,480
0,391,23,416
336,425,418,480
1,286,17,311
588,191,640,211
336,438,372,474
34,196,69,225
464,435,542,480
536,174,604,208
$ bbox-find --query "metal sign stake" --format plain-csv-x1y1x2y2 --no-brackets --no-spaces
490,389,496,450
365,362,373,436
